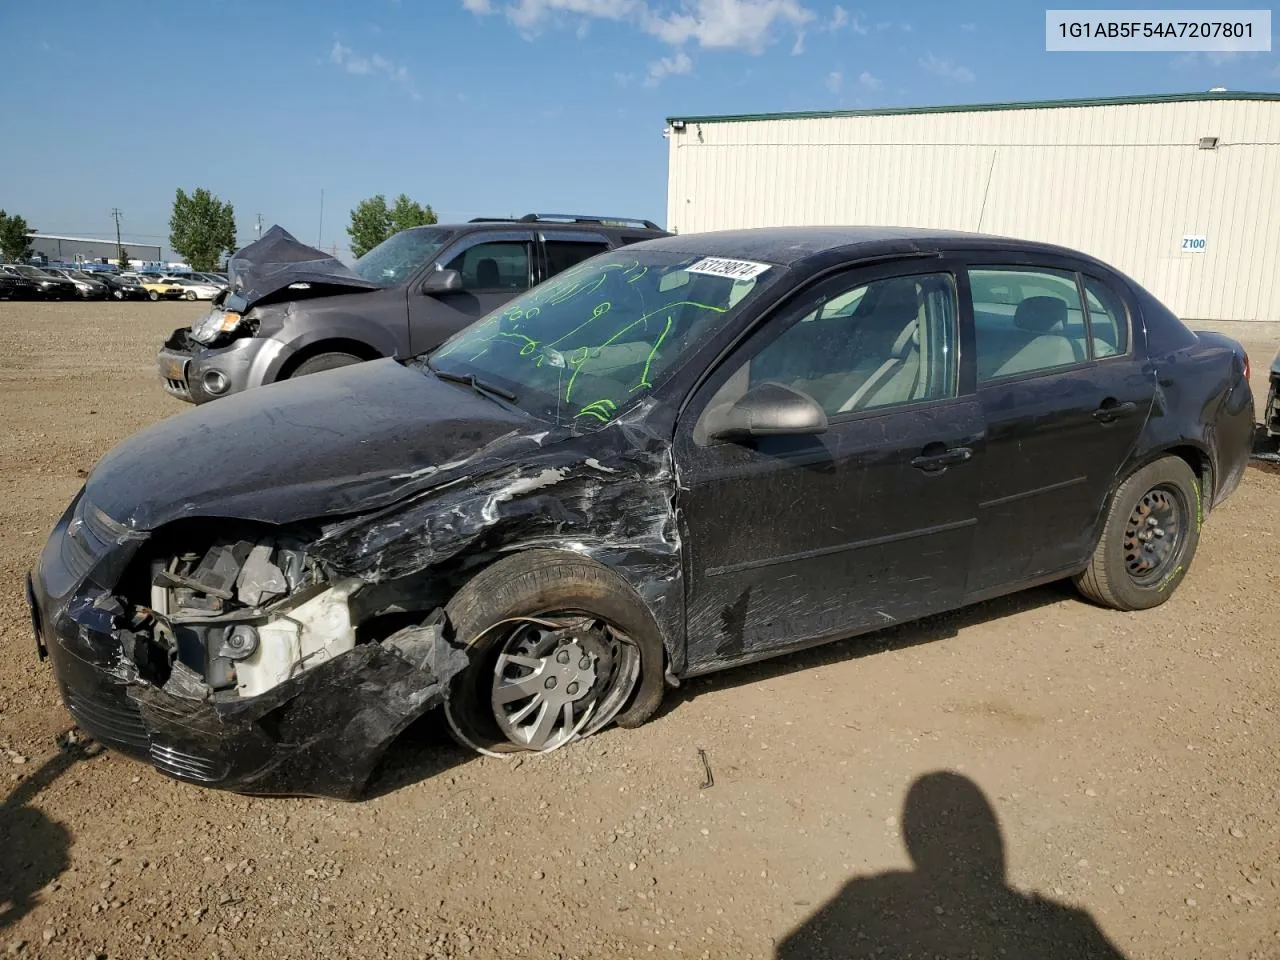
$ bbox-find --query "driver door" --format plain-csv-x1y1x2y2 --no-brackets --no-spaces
407,230,535,354
673,261,985,673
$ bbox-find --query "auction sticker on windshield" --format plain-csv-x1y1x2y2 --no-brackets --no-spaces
686,257,772,281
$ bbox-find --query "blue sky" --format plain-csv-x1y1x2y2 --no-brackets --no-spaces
0,0,1275,261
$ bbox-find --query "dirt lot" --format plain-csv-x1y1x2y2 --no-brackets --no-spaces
1,301,1278,959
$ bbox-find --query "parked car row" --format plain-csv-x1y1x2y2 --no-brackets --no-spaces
0,264,229,302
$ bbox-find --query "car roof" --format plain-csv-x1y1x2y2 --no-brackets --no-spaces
420,218,667,236
631,226,1104,269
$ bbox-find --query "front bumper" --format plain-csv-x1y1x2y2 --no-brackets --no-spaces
27,503,465,800
157,327,287,404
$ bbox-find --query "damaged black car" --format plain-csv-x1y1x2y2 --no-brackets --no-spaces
28,227,1255,799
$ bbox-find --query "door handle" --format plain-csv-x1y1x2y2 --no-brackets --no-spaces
911,446,973,472
1093,399,1138,423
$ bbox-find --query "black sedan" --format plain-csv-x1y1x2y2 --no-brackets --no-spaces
96,272,150,301
26,227,1254,799
0,269,43,300
2,264,78,299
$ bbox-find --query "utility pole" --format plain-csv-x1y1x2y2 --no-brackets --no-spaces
255,213,263,240
111,208,123,261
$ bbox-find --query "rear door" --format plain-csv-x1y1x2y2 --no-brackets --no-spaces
537,230,612,285
407,230,535,354
963,259,1153,597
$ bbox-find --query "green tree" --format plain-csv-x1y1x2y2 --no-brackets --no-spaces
388,193,438,234
347,195,392,259
0,210,34,261
117,247,132,272
347,194,437,258
169,187,236,272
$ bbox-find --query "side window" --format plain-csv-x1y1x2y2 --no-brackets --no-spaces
445,241,530,292
743,272,958,417
545,239,610,277
1082,276,1129,358
970,267,1088,382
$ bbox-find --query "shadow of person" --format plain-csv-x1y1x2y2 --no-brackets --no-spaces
0,744,81,931
777,772,1128,959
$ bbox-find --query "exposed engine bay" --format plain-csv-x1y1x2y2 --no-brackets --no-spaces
119,534,443,704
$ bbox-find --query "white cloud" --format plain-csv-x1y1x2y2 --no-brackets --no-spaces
791,30,806,54
825,5,867,34
825,70,842,92
918,51,974,83
329,41,421,99
614,70,636,85
644,48,693,85
858,69,880,90
644,0,813,53
960,22,975,32
463,0,814,54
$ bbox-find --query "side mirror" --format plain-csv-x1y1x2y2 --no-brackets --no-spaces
707,382,829,442
421,268,462,295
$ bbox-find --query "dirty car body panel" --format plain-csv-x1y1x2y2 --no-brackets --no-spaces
32,227,1253,798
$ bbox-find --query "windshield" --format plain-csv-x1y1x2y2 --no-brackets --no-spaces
13,266,51,278
428,250,778,427
351,227,454,286
69,271,96,281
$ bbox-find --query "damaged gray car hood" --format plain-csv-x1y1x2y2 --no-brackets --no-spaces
86,359,551,530
225,224,381,311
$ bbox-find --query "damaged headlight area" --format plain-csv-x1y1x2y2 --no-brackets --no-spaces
50,525,470,799
135,536,356,697
188,307,249,345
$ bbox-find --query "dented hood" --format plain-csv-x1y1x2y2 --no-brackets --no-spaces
225,224,381,310
86,359,549,530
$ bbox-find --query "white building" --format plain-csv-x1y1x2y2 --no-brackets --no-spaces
665,91,1280,322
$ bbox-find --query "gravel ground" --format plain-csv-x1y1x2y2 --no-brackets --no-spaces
1,301,1278,960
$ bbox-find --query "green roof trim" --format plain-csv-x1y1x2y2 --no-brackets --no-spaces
667,90,1280,125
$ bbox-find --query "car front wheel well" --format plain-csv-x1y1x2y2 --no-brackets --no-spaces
276,339,383,380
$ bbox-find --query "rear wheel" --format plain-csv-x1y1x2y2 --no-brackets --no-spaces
148,290,159,302
1074,456,1201,610
444,551,665,756
290,352,364,377
185,290,197,301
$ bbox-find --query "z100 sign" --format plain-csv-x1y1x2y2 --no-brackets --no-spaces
1181,235,1207,253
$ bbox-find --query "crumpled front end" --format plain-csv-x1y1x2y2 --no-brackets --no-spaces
29,494,469,800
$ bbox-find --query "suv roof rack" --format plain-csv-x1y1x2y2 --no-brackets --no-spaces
468,213,663,231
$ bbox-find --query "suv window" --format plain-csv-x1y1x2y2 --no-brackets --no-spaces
744,272,959,416
445,240,531,292
1082,276,1129,358
545,239,610,276
970,267,1089,382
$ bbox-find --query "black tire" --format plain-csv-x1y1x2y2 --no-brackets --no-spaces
185,290,197,301
112,289,123,300
1074,455,1202,611
148,290,158,301
289,352,364,377
444,550,665,755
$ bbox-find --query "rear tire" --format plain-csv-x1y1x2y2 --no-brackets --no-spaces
148,290,158,301
444,551,665,756
1074,455,1201,611
185,290,197,301
289,352,364,377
